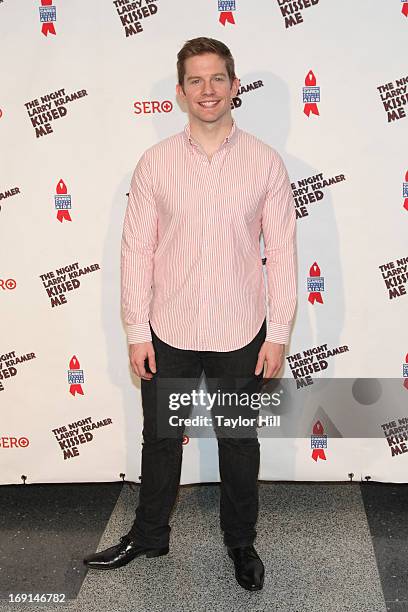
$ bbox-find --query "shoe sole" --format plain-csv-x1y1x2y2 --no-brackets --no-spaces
84,546,169,570
145,546,169,558
227,549,265,591
235,575,264,591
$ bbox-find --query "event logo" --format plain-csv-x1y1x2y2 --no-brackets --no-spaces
0,186,21,213
276,0,319,28
402,1,408,17
133,100,173,115
381,417,408,457
24,87,88,138
0,350,37,392
0,436,30,449
0,278,16,290
403,353,408,390
377,75,408,123
218,0,236,26
39,0,56,36
113,0,159,37
286,343,350,389
307,262,324,304
311,420,327,461
68,356,84,396
54,179,72,222
52,416,113,460
231,79,264,109
379,255,408,300
303,70,320,117
39,261,100,307
292,171,345,219
403,171,408,211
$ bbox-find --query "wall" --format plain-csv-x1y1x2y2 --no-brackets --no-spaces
1,0,407,484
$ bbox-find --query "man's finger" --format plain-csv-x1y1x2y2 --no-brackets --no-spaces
254,356,264,376
131,360,141,378
130,361,138,377
148,351,157,374
265,360,279,379
136,358,153,380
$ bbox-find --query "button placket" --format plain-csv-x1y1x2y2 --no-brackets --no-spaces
190,141,230,349
197,153,224,348
195,157,212,348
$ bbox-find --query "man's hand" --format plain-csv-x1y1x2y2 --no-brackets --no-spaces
129,341,157,380
255,341,285,378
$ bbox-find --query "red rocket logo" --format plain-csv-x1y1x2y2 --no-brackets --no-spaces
311,420,327,461
403,170,408,211
55,179,72,222
403,353,408,390
307,262,324,304
68,356,84,396
303,70,320,117
39,0,56,36
218,0,236,26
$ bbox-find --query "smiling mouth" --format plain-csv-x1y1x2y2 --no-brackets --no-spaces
198,100,220,108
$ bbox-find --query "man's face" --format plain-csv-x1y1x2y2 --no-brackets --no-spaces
176,52,240,124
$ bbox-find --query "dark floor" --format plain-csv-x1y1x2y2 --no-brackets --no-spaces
360,483,408,612
0,482,123,601
0,481,405,611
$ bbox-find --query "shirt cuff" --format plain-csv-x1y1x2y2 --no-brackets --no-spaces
265,321,291,345
126,321,152,344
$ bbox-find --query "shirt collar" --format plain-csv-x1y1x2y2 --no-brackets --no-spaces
183,118,239,151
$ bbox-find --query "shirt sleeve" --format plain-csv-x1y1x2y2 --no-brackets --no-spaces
261,152,298,345
121,152,158,344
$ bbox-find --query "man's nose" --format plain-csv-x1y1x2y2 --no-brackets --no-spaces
201,80,216,95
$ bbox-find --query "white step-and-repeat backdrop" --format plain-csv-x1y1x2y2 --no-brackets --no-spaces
1,1,407,485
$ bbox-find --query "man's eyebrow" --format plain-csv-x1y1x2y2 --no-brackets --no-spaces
186,73,227,81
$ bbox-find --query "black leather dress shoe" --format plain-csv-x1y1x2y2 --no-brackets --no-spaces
227,545,265,591
83,534,169,570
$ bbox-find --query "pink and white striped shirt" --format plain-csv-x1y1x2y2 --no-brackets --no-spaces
121,119,297,351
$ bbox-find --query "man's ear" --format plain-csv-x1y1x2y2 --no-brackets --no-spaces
176,83,185,98
231,77,240,97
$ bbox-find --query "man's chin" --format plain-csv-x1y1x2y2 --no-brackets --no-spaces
191,109,229,124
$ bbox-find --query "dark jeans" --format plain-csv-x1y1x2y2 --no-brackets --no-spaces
128,318,266,549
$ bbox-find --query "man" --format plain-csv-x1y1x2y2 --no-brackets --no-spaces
83,37,297,592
